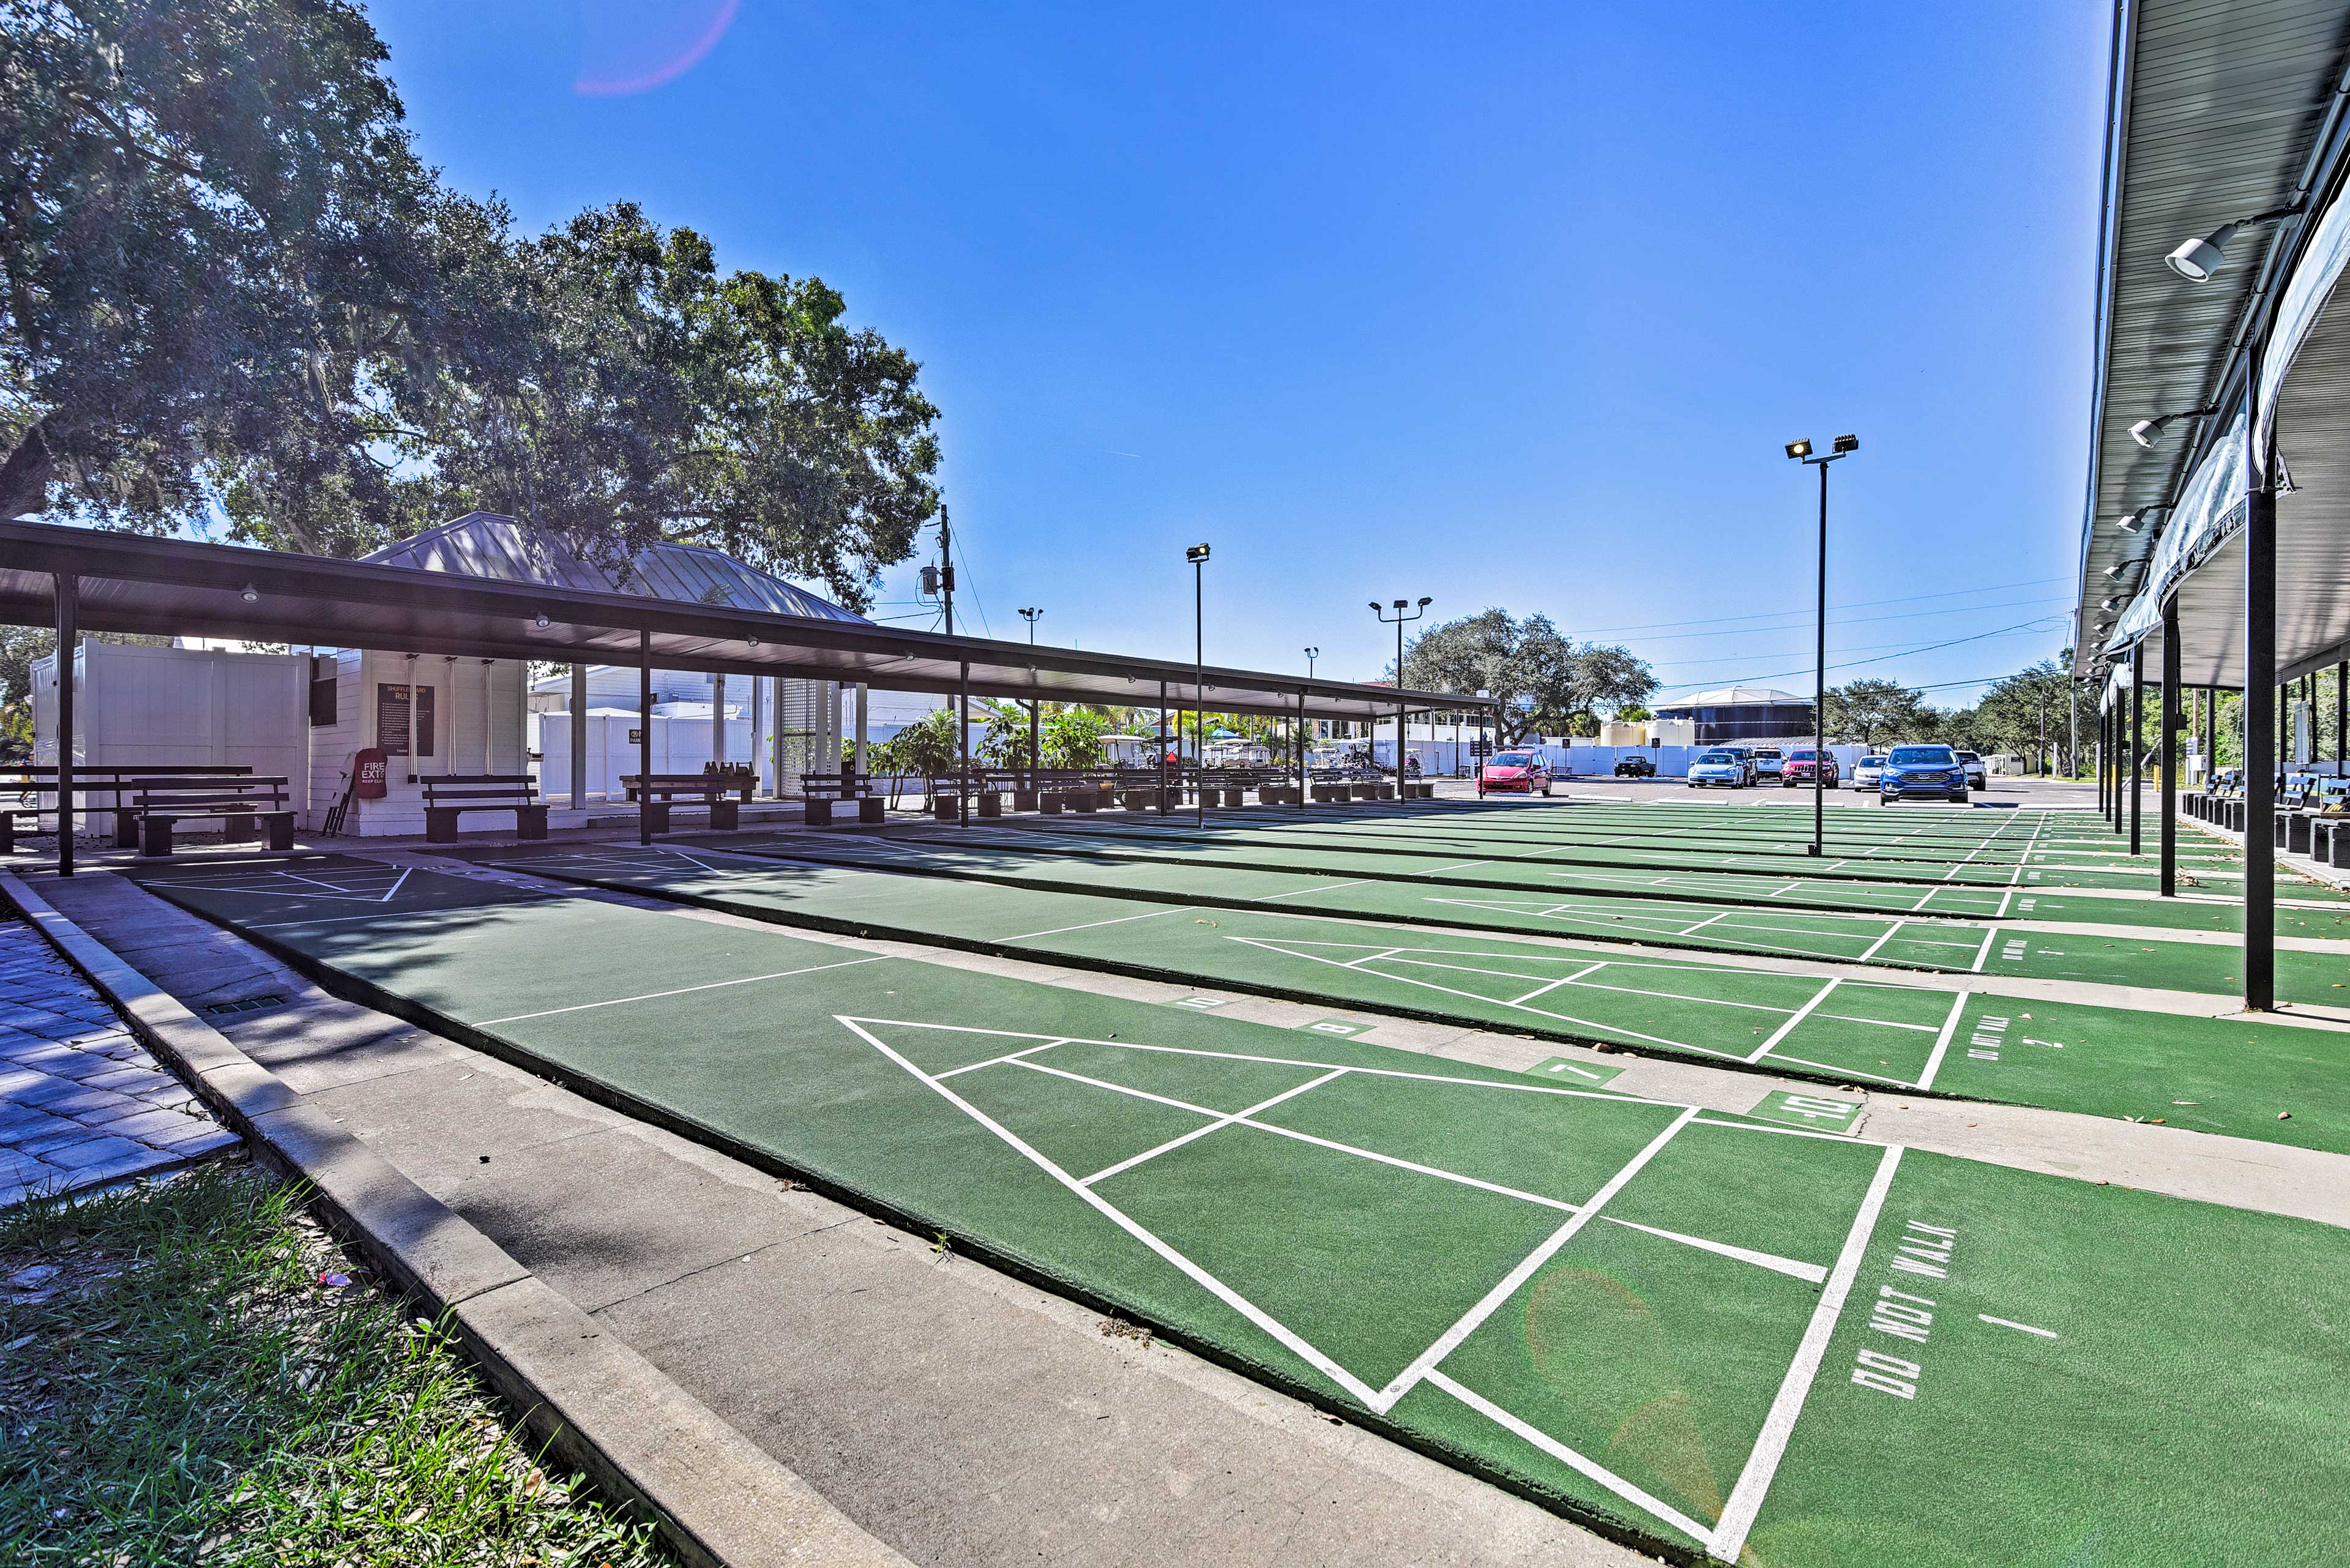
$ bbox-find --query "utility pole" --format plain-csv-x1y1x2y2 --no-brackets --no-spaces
1019,607,1042,792
1785,435,1859,854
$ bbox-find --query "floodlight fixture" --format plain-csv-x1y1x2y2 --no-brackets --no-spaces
1417,596,1433,608
534,612,551,628
240,583,258,603
2130,407,2216,448
2165,204,2299,282
1185,543,1210,563
1832,434,1860,455
1784,439,1813,460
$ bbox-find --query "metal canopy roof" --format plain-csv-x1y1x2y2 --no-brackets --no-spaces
2076,0,2350,682
0,520,1490,723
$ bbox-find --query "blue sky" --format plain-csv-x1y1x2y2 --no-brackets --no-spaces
368,1,2109,704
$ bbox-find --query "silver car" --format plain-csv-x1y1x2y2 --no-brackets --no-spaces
1851,754,1887,790
1953,750,1988,790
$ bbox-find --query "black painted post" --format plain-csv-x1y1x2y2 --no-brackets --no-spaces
53,574,76,877
2130,650,2143,857
958,659,970,827
1296,689,1306,808
1158,681,1168,815
638,632,653,846
2245,348,2277,1013
2337,660,2346,771
2160,600,2179,895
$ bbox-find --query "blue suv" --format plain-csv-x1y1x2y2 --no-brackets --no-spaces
1879,744,1970,804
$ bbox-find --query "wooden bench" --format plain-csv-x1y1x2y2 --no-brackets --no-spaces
621,774,742,832
2311,816,2350,868
129,777,295,857
801,771,886,826
421,775,549,843
0,765,258,852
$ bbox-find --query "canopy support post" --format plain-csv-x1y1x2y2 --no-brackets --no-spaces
638,633,654,847
958,660,970,827
2129,647,2143,857
1158,682,1168,814
2245,346,2277,1013
53,573,76,878
2160,599,2179,896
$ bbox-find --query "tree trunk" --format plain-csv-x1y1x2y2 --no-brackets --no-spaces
0,422,58,520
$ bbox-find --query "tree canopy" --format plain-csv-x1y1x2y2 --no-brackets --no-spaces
1822,678,1936,749
1397,610,1655,743
2,1,941,610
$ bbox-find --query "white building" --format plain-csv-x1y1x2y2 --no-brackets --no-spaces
37,513,927,837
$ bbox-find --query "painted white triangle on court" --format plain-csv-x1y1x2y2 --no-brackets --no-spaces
834,1014,1390,1411
209,866,414,903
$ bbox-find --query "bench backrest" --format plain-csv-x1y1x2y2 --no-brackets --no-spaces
423,775,536,804
136,786,288,810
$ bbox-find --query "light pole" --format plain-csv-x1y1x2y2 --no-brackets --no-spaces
1784,435,1859,856
1018,607,1043,791
1373,598,1432,794
1304,646,1319,679
1188,544,1210,824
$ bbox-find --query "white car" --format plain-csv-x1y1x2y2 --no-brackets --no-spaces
1953,750,1989,790
1750,746,1786,780
1687,750,1747,788
1851,755,1887,791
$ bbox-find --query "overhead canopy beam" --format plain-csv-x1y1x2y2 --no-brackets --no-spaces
0,520,1490,727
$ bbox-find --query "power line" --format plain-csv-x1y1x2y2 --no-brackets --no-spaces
1576,575,2072,636
1693,614,2070,691
1625,594,2069,646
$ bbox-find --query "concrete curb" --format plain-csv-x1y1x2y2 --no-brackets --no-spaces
0,870,911,1568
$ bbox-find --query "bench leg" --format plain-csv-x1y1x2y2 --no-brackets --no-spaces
0,817,12,854
710,801,740,831
805,798,834,827
859,797,886,824
425,807,459,845
223,815,260,842
518,806,549,841
264,815,296,852
140,818,174,857
113,808,140,849
645,802,671,835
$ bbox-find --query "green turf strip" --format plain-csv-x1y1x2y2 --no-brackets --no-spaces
419,846,2350,1155
671,832,2350,1004
879,822,2350,934
114,858,2350,1565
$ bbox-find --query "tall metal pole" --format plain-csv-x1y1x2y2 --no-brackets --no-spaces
1397,614,1408,797
1194,558,1206,827
2129,649,2144,856
2160,601,2179,895
958,659,970,827
1020,608,1042,794
2337,660,2346,771
1812,457,1828,854
1157,680,1168,815
53,574,76,878
2244,341,2277,1012
1296,689,1307,809
638,631,654,847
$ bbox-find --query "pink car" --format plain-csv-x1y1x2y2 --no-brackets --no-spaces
1478,751,1554,797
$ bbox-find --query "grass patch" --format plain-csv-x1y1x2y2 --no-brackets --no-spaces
0,1159,667,1566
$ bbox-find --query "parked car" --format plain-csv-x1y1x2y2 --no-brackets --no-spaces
1687,750,1747,788
1613,753,1657,778
1953,750,1988,790
1879,744,1970,804
1850,754,1887,791
1717,745,1761,785
1479,751,1554,796
1780,747,1839,787
1750,747,1786,781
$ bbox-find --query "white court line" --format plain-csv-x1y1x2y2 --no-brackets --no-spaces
1423,1370,1715,1549
1602,1217,1827,1284
837,1018,1386,1409
1080,1067,1349,1185
1854,920,1906,963
1677,911,1731,938
1709,1143,1904,1562
1979,1314,2059,1338
1769,1054,1916,1087
1413,860,1494,877
998,907,1183,943
1748,978,1841,1062
1252,878,1377,902
933,1039,1072,1080
474,956,886,1025
1914,990,1971,1090
1368,1107,1699,1413
1968,927,1999,973
1507,961,1608,1006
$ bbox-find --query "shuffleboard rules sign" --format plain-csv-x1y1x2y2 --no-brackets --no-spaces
1526,1056,1624,1089
1749,1088,1863,1134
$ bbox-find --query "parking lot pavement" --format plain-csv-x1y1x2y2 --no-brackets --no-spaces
0,916,236,1208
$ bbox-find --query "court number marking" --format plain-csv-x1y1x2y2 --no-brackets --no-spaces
1526,1056,1625,1089
1169,996,1230,1011
1749,1090,1861,1133
1299,1018,1368,1037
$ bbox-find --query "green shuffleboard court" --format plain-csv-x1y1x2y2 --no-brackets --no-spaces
442,843,2350,1155
121,854,2350,1567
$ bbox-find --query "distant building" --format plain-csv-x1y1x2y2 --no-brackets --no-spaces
1651,685,1816,743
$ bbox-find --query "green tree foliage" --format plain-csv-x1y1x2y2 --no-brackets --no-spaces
1399,610,1655,744
1042,706,1108,768
868,707,960,780
1822,678,1936,749
2,4,942,610
975,700,1034,770
1967,659,2080,772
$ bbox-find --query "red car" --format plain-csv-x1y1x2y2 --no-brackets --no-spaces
1780,747,1840,787
1478,750,1554,796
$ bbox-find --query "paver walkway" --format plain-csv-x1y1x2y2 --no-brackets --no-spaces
0,915,236,1206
